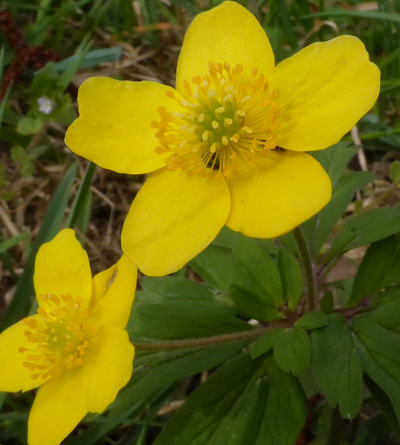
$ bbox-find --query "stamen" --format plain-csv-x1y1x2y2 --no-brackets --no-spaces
154,62,280,176
210,143,218,153
242,126,253,134
19,294,97,381
235,110,246,117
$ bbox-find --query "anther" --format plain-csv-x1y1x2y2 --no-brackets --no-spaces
202,131,209,141
198,113,205,122
215,106,224,114
222,136,229,146
210,143,218,153
224,118,233,126
192,76,201,85
212,121,219,129
235,110,246,117
242,126,253,134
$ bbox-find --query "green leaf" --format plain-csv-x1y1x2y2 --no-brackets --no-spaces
273,326,311,376
326,206,400,262
311,314,363,419
229,285,283,322
350,235,400,306
311,171,374,255
0,164,77,330
152,354,262,445
129,277,249,340
232,237,283,306
250,328,282,359
10,145,26,162
190,245,248,292
152,354,307,445
277,248,303,310
367,300,400,333
353,316,400,422
16,116,43,135
296,311,329,330
141,276,214,300
213,228,279,254
311,142,358,186
256,358,308,445
320,291,334,313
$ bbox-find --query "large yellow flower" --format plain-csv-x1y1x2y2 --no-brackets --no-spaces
65,1,380,276
0,229,137,445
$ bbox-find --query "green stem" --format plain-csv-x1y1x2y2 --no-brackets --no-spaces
293,227,317,312
134,325,289,351
327,407,343,445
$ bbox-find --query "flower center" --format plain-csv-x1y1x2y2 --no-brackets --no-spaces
19,294,96,380
153,62,280,177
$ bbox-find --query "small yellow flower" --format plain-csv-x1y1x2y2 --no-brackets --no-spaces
0,229,137,445
65,1,380,276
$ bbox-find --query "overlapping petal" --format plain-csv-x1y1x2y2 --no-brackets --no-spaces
65,77,182,174
121,168,230,276
274,35,380,151
226,150,331,237
0,316,51,392
176,1,274,93
33,229,92,309
80,327,134,413
90,255,137,328
28,370,87,445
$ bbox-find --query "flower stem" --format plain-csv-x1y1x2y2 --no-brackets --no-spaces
293,227,317,312
134,324,289,351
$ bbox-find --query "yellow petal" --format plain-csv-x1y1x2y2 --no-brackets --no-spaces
176,1,274,93
91,262,116,308
226,150,331,237
274,35,380,151
65,77,181,174
90,255,137,328
0,316,50,392
80,327,134,413
33,229,92,309
121,168,230,276
28,370,87,445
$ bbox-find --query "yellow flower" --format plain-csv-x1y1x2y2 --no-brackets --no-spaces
0,229,137,445
65,1,380,276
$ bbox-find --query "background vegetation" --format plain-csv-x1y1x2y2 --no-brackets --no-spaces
1,0,400,444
